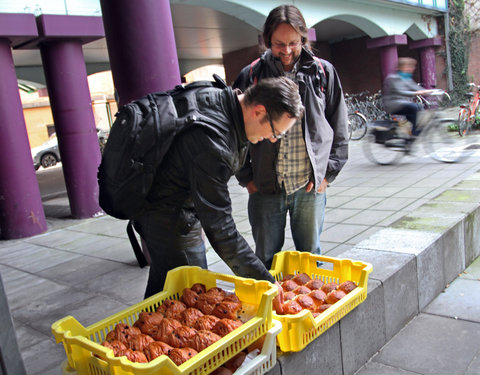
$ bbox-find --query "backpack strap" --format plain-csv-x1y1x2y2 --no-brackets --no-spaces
248,58,261,85
312,56,327,93
127,220,149,268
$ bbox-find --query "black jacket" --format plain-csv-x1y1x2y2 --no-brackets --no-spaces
233,48,349,193
146,86,274,282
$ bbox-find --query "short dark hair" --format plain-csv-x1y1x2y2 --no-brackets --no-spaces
244,77,304,120
263,5,310,50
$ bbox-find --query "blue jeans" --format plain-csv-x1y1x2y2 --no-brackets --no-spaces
248,187,326,269
134,212,207,298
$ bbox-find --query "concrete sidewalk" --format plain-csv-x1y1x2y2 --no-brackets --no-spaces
1,135,480,374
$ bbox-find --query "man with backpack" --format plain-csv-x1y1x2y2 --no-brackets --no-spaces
126,77,303,298
233,5,349,269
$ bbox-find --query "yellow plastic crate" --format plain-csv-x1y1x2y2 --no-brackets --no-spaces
270,251,372,352
52,266,278,375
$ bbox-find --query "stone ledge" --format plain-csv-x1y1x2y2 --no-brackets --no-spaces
269,171,480,375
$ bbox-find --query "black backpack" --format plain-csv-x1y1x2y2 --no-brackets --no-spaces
97,75,227,266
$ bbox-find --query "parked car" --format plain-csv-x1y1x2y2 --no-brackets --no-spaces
31,133,60,170
32,129,109,170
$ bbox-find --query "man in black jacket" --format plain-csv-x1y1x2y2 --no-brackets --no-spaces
134,77,303,298
233,5,349,269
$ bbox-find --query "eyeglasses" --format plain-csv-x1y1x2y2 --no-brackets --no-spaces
271,40,302,50
267,113,287,140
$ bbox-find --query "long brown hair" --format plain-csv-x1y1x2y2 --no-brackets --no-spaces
263,5,311,51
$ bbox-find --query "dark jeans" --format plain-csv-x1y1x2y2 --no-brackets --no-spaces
394,102,423,136
248,187,326,270
134,211,207,298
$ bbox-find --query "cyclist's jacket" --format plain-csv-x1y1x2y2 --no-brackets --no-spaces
383,71,426,113
233,48,349,193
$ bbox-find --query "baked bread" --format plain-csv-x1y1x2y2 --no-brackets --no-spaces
126,333,154,352
179,307,204,327
305,279,324,290
295,295,315,310
167,326,198,348
292,272,311,285
281,279,299,292
151,318,182,342
188,330,222,352
212,301,241,320
191,283,207,294
321,282,338,294
338,280,357,294
292,285,312,295
181,288,200,307
168,347,198,366
211,319,243,337
144,341,173,361
281,299,303,315
193,314,220,331
133,311,164,335
101,340,127,356
105,324,141,344
123,349,148,363
325,290,346,305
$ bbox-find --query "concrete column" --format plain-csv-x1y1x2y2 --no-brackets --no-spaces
367,35,408,81
100,0,181,105
0,273,27,374
0,14,47,239
410,38,442,89
40,40,102,218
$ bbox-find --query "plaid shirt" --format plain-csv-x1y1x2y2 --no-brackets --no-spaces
276,69,312,195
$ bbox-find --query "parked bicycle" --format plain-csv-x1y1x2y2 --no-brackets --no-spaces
348,111,368,140
458,83,480,136
345,91,388,140
363,90,475,165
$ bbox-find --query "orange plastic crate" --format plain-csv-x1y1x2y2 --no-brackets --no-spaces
270,251,372,352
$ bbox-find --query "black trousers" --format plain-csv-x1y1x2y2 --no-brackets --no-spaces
134,211,207,298
394,103,422,136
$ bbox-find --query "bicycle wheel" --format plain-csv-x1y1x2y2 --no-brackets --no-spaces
458,108,471,136
423,118,475,163
348,112,368,140
362,123,406,165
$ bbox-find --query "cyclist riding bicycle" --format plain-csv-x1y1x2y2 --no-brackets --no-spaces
382,57,436,138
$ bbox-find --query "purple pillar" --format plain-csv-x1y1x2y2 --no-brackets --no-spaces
100,0,181,105
410,38,442,89
0,14,47,239
40,41,101,218
367,35,407,81
379,45,399,82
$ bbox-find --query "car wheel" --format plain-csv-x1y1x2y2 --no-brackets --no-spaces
41,153,58,168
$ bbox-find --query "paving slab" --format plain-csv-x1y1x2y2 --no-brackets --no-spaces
371,313,480,375
21,337,66,375
320,223,370,243
460,256,480,280
355,361,422,375
423,278,480,322
36,255,127,285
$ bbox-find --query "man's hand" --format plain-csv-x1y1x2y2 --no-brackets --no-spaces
272,281,284,314
305,178,329,193
246,180,258,194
